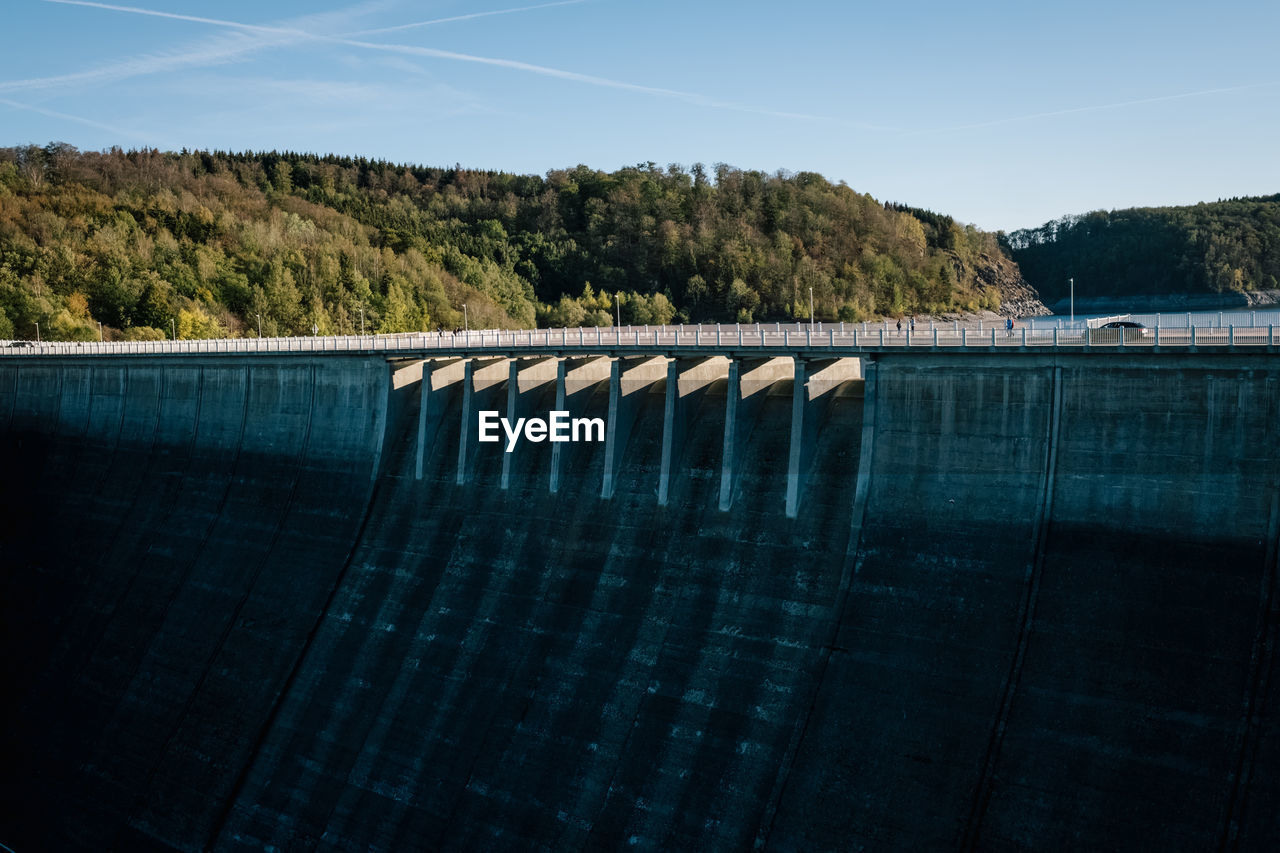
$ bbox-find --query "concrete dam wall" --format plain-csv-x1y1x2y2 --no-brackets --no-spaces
1,351,1278,851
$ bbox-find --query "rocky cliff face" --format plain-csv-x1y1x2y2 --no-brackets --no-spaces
971,252,1050,317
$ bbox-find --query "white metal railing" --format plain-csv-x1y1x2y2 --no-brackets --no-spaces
2,321,1278,357
1032,310,1280,330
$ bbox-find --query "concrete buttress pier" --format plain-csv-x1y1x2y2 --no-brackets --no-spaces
550,356,611,494
500,357,558,491
720,356,791,511
601,355,666,500
456,357,507,485
785,356,862,518
4,349,1280,852
416,357,463,480
659,356,729,506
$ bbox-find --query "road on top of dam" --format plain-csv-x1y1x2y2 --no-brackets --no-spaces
3,319,1279,361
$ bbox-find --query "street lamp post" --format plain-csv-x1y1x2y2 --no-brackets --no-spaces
615,293,621,328
809,287,814,328
171,318,176,341
256,313,262,338
1070,277,1074,326
98,322,103,342
35,321,39,343
463,304,469,333
359,306,365,336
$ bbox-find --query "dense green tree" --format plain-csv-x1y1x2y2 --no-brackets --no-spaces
1005,195,1280,301
0,144,1019,340
177,304,226,339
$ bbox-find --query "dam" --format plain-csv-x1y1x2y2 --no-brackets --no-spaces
2,327,1279,851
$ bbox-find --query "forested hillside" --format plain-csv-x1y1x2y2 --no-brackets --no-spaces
0,144,1015,341
1006,195,1280,303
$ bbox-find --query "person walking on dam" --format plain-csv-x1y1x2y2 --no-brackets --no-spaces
1006,316,1014,336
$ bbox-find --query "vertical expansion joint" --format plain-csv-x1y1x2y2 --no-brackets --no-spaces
80,363,98,443
368,360,391,481
658,358,679,507
756,357,879,850
415,361,431,481
960,363,1062,851
203,360,335,853
1219,466,1280,846
145,362,163,448
190,364,205,444
99,363,126,448
851,359,878,520
500,359,520,491
549,358,567,494
600,358,622,499
456,359,475,486
2,363,16,431
718,359,742,512
785,357,807,519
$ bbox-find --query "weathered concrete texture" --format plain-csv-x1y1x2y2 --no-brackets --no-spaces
772,357,1056,850
501,357,558,491
980,360,1280,851
212,360,863,852
549,356,610,494
0,357,390,852
770,354,1280,852
3,352,1280,852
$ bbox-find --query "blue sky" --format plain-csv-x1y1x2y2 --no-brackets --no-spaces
2,0,1278,231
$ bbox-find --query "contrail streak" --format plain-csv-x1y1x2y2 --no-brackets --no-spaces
6,2,379,95
350,0,589,36
43,0,292,33
40,0,880,127
338,37,879,124
40,0,698,98
0,96,156,141
0,33,296,94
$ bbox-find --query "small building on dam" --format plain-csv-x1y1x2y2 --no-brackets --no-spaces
2,326,1279,851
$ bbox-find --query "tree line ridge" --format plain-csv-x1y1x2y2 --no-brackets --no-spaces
0,144,1011,341
4,143,1269,341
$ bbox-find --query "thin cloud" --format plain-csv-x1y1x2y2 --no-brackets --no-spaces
371,56,431,77
339,36,699,99
349,37,888,124
907,81,1280,136
40,0,696,98
333,38,890,126
43,0,286,34
40,0,885,128
0,96,157,142
5,1,378,95
0,31,294,94
350,0,590,36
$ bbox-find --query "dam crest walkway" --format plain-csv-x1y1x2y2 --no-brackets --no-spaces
4,320,1280,359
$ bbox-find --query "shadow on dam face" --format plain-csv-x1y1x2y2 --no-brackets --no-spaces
1,352,1279,851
